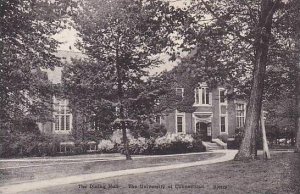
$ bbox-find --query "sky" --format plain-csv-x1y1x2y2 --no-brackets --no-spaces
49,0,190,83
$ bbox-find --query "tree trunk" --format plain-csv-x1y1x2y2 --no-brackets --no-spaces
116,47,132,160
235,0,278,160
261,110,270,159
295,34,300,153
120,105,132,160
295,1,300,153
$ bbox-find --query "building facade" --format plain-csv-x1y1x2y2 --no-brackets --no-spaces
160,83,246,142
38,51,246,149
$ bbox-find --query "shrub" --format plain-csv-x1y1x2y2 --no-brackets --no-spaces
103,132,205,155
228,127,263,150
148,124,167,138
110,129,134,144
152,133,205,155
217,133,228,143
98,139,116,153
191,133,206,152
131,122,167,139
0,129,77,158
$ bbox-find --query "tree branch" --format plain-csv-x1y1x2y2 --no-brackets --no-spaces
200,0,254,45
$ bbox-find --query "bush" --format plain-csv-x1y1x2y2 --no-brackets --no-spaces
228,127,263,150
98,139,116,153
0,126,206,157
148,124,167,138
227,138,239,149
100,132,206,155
192,133,206,152
132,122,167,139
217,133,228,143
151,133,205,155
0,129,77,158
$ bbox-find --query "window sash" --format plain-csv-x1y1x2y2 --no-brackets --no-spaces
220,90,225,103
201,88,210,105
195,89,200,104
236,104,245,128
54,114,71,131
177,116,183,133
55,115,59,131
195,87,210,105
221,116,226,132
176,88,184,98
53,99,71,131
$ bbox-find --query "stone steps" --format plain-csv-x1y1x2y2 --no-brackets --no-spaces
203,141,225,151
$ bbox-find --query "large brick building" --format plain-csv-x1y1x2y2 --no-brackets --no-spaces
38,51,246,150
159,83,246,143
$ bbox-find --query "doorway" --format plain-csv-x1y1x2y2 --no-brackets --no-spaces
196,122,212,141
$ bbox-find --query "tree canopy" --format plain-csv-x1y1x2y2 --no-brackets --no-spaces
172,0,300,159
0,0,77,131
64,0,189,159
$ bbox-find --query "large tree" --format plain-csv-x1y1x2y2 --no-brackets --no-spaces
70,0,187,159
0,0,76,131
182,0,298,160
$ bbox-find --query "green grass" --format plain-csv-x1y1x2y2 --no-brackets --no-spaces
28,152,300,194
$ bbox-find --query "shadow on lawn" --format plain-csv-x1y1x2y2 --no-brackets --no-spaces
290,153,300,193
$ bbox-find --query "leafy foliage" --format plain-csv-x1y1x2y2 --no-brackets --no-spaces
63,0,189,158
179,0,299,99
0,0,77,131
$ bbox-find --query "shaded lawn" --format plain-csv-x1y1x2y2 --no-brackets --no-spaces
0,153,125,168
31,152,300,194
0,152,219,186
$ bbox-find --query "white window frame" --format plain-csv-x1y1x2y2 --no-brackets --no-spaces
53,97,72,133
192,112,213,133
236,103,246,128
219,88,227,105
220,115,228,133
194,87,212,106
175,88,184,98
175,111,186,134
155,115,162,124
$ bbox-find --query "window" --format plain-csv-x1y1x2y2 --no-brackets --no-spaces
219,89,226,103
195,88,200,104
176,112,185,134
194,87,210,105
53,98,72,132
177,116,183,133
155,115,161,124
175,88,184,98
236,103,246,128
220,116,226,132
202,87,210,104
